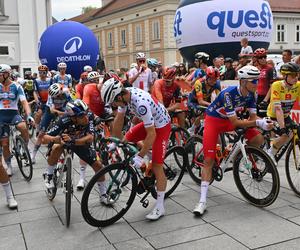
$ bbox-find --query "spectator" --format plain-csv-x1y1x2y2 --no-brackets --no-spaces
232,60,239,71
240,37,253,55
267,59,277,80
176,63,188,80
236,54,250,71
276,49,293,77
223,57,236,80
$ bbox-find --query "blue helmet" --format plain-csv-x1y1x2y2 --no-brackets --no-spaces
147,58,158,67
66,99,88,117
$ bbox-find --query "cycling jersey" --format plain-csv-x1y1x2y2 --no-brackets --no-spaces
188,79,221,105
82,84,105,117
206,86,257,119
0,82,26,110
53,74,72,88
152,79,180,107
128,68,152,92
257,65,274,96
34,78,52,103
118,87,170,128
46,92,71,110
267,80,300,118
75,83,85,100
193,68,205,80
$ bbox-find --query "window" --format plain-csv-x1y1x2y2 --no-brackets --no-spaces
296,25,300,42
0,0,4,15
135,24,142,43
107,32,113,48
121,29,126,47
152,20,160,40
276,24,286,43
0,46,8,55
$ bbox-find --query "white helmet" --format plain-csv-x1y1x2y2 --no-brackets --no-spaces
87,71,100,81
136,52,145,60
130,63,138,69
101,78,123,104
84,65,93,72
0,64,11,74
237,65,260,80
57,62,67,69
66,99,89,117
49,83,63,97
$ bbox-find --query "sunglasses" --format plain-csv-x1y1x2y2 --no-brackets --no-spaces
39,71,47,75
138,60,145,63
257,56,266,59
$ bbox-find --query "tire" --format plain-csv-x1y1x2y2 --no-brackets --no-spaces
285,140,300,196
65,157,72,227
81,163,138,227
233,146,280,207
169,126,190,148
15,136,33,181
151,146,187,199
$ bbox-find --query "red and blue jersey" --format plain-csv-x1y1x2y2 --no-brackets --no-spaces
34,78,53,103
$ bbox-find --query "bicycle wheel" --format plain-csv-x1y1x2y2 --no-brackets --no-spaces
233,146,280,207
28,123,35,139
65,157,72,227
15,136,33,181
151,146,187,199
81,163,138,227
169,126,190,148
184,135,203,185
285,140,300,196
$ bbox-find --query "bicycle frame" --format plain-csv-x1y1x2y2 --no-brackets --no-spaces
54,147,73,189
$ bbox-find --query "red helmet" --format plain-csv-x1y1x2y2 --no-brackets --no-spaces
205,66,220,79
254,48,267,57
80,72,88,79
163,67,176,80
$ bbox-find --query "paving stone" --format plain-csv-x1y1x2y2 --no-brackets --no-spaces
212,210,300,249
12,179,45,195
131,211,205,237
22,217,109,249
259,238,300,250
114,238,154,250
161,234,248,250
0,224,26,250
15,191,52,212
270,205,300,219
0,206,57,227
146,223,222,249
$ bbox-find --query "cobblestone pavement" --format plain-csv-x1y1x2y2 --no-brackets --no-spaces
1,140,300,250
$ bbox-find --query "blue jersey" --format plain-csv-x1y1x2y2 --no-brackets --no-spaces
193,68,205,81
206,86,257,119
0,82,26,110
34,78,53,103
53,74,72,88
46,92,71,110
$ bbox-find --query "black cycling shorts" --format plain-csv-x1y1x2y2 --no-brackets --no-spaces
70,145,97,166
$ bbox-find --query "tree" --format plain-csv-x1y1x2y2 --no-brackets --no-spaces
81,6,97,14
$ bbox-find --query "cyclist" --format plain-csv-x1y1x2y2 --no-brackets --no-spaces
83,65,93,73
188,67,221,135
267,62,300,159
128,52,152,92
76,72,89,100
31,83,71,164
152,67,185,128
42,99,109,203
147,58,159,84
101,79,171,221
193,65,273,216
53,62,72,89
0,64,34,176
191,52,209,85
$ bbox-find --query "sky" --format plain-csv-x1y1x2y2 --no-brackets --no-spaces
52,0,102,21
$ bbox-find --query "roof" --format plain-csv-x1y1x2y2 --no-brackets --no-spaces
267,0,300,13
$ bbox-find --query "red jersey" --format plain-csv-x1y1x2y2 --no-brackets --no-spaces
76,83,85,99
82,84,105,116
152,79,180,107
257,65,274,96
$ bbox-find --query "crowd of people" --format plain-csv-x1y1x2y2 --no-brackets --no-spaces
0,35,300,221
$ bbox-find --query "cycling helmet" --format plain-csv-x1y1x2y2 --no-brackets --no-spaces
24,70,32,76
224,57,233,63
206,66,220,79
163,67,177,80
130,63,137,69
83,65,93,72
0,64,11,74
280,62,300,75
66,99,89,117
101,78,123,104
57,62,67,69
11,71,20,80
147,58,158,68
80,72,88,79
38,65,48,71
50,70,57,75
237,65,260,80
87,71,100,81
136,52,146,60
254,48,267,57
194,52,210,64
49,83,63,97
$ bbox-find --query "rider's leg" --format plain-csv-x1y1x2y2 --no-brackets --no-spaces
177,112,186,128
47,144,64,175
1,137,12,174
16,121,29,144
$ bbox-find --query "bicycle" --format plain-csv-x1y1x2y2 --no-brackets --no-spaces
45,142,74,227
185,128,280,207
1,123,33,181
81,138,188,227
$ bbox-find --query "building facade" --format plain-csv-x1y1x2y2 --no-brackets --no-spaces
0,0,52,76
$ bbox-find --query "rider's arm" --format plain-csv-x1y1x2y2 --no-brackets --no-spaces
112,108,126,139
195,81,210,106
275,105,285,129
152,80,163,104
129,69,141,84
138,125,156,157
18,86,32,117
82,87,90,106
73,133,94,145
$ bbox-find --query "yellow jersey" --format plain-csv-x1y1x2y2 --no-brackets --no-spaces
267,80,300,118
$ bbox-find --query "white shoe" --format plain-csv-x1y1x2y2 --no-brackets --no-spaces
100,194,114,206
267,147,277,164
44,174,54,189
145,207,165,221
31,156,36,165
76,179,85,190
188,127,194,136
193,202,207,216
7,197,18,209
6,167,12,177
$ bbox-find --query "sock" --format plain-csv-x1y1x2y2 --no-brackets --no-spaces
199,181,209,203
5,156,12,168
271,144,277,155
32,144,41,158
79,165,86,180
155,191,165,211
2,182,14,199
97,181,107,196
46,165,55,175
